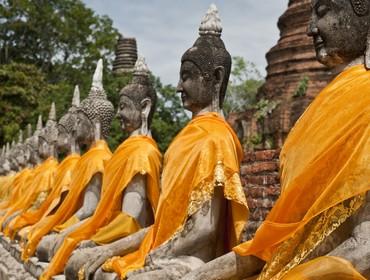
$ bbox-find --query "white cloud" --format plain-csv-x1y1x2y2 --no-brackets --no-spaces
83,0,287,85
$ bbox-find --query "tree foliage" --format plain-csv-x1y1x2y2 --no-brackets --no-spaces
223,56,264,115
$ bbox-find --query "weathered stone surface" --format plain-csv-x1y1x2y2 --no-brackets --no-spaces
113,35,138,74
0,238,34,280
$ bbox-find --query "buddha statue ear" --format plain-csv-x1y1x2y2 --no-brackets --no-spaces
94,120,102,141
212,66,225,112
365,29,370,69
140,98,152,136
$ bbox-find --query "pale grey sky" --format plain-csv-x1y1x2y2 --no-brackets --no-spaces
83,1,288,85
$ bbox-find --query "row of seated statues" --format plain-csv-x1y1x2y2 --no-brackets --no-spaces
0,2,369,280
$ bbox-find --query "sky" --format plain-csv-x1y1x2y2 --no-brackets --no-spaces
83,1,288,85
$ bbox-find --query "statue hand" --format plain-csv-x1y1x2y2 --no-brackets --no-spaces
79,239,97,250
51,233,66,257
84,248,115,280
65,247,105,279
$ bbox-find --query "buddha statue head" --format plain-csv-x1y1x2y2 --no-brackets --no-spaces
308,0,370,68
76,59,114,147
177,4,231,117
25,115,43,165
39,102,58,159
0,145,6,175
57,85,80,154
1,143,12,174
13,129,29,169
117,56,157,136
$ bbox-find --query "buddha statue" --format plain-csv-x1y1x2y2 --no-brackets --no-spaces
1,104,59,238
57,85,81,156
39,57,162,280
70,5,248,280
181,1,370,279
27,59,113,265
9,90,82,244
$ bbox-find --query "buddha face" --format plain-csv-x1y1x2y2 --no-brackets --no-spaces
38,137,50,159
57,125,71,154
177,61,214,114
75,112,94,146
117,95,141,133
308,0,369,67
15,146,28,168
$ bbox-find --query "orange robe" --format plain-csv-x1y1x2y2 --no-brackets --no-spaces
104,113,249,279
0,168,32,211
233,64,370,279
0,173,16,201
1,158,58,234
6,154,80,238
40,136,161,279
22,140,112,261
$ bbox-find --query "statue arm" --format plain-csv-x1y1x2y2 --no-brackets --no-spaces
147,187,224,261
328,192,370,275
121,174,149,228
75,172,102,220
180,251,265,280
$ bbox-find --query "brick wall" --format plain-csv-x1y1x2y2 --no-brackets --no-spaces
241,149,281,241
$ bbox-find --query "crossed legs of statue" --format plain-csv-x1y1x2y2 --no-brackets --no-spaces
93,256,204,280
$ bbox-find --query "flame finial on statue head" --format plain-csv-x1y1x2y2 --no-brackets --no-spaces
49,102,56,122
5,143,10,157
89,58,106,98
72,85,80,108
18,130,23,144
36,115,43,132
199,4,222,37
133,56,150,77
27,124,32,138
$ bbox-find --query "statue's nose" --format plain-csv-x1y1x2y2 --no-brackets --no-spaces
176,81,183,93
307,21,318,37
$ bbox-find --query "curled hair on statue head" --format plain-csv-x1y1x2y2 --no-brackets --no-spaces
181,4,231,108
119,56,157,127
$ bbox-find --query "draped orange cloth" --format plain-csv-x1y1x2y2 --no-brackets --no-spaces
40,136,161,279
234,65,370,278
1,158,58,234
7,154,80,238
0,168,32,211
22,140,112,261
0,173,16,201
282,256,366,280
104,113,249,279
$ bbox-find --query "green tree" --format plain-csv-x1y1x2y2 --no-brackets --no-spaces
0,0,119,85
223,56,264,115
0,62,68,143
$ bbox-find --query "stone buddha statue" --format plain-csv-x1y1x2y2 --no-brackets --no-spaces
25,115,43,167
57,85,81,156
18,86,82,261
70,5,248,280
1,104,60,236
181,1,370,279
38,103,58,161
34,59,114,264
38,56,162,280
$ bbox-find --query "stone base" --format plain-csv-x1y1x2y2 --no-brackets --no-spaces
0,236,34,280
